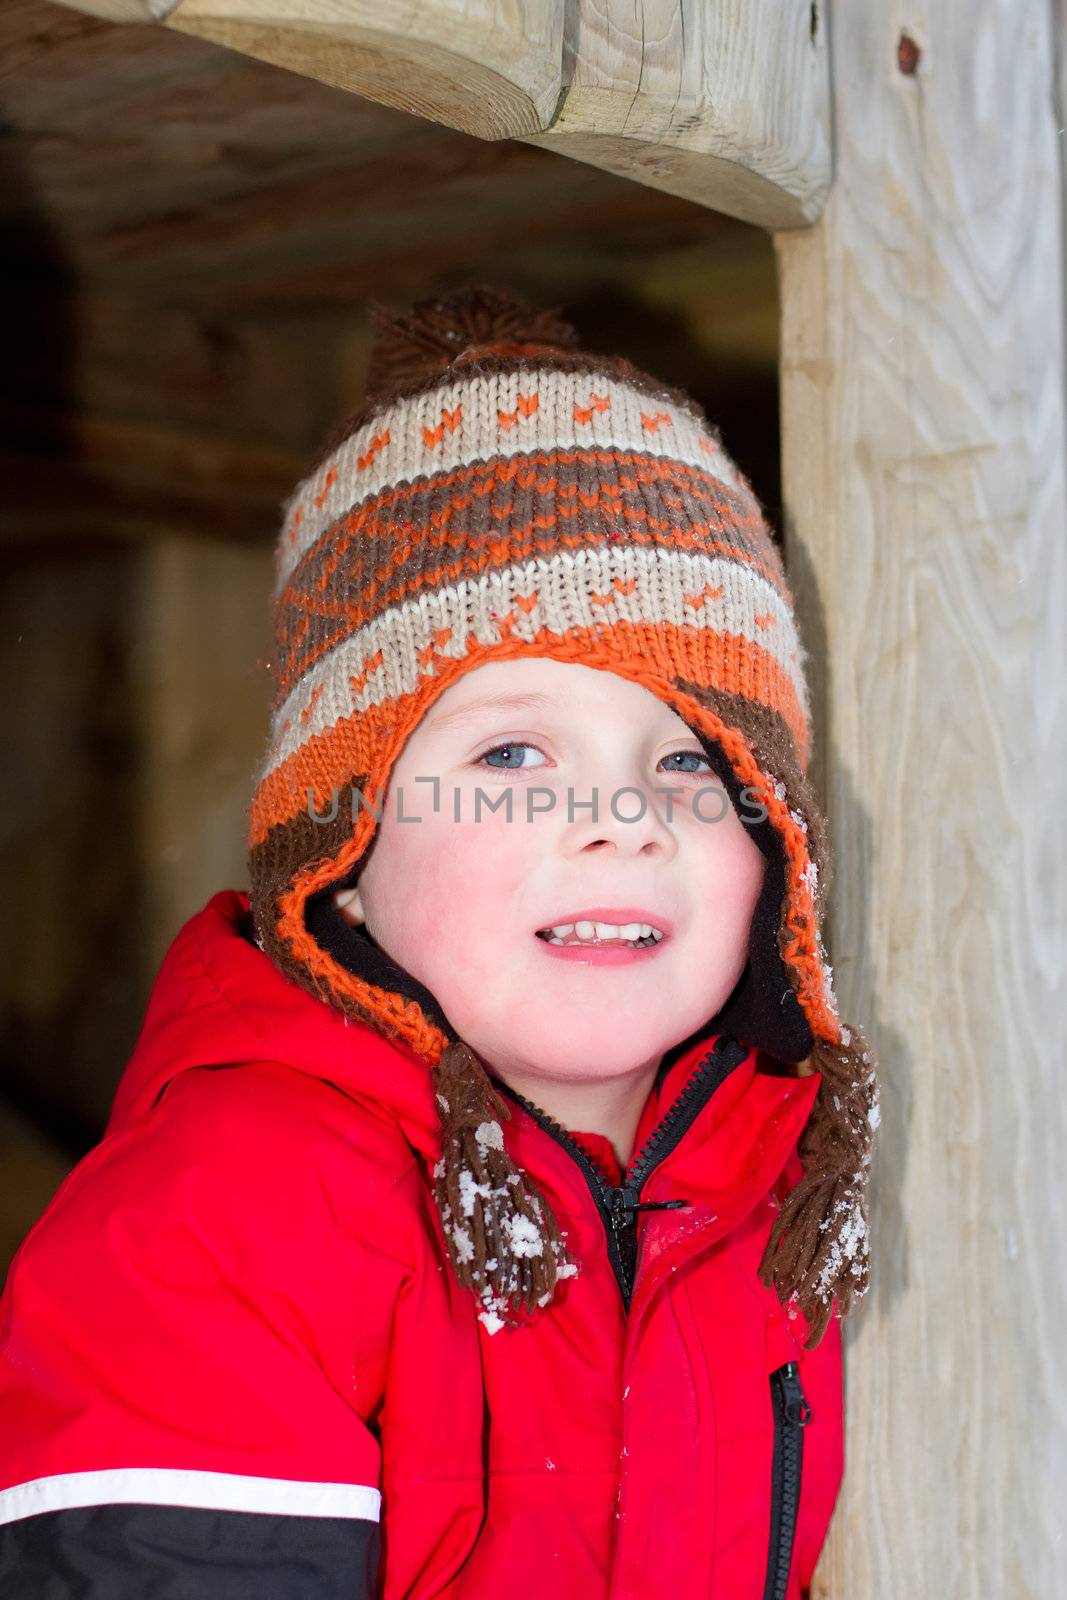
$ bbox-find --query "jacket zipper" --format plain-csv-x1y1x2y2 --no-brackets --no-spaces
762,1361,812,1600
492,1034,749,1308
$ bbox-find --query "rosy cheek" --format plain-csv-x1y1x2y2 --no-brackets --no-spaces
440,820,528,912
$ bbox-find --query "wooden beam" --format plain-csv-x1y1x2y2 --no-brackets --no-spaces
776,3,1067,1592
40,0,160,18
43,0,829,229
164,0,563,142
38,0,563,139
523,0,830,229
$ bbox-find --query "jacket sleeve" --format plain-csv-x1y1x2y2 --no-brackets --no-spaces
0,1061,405,1599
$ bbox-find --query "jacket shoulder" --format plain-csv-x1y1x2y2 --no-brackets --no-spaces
154,1057,421,1193
8,1058,423,1356
136,1058,418,1256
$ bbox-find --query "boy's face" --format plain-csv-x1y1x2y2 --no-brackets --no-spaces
334,657,766,1089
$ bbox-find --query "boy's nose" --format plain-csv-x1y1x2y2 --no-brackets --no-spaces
558,776,677,850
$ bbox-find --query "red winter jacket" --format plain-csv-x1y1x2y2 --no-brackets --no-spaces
0,888,843,1599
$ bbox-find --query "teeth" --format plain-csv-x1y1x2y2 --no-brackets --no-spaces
539,919,664,946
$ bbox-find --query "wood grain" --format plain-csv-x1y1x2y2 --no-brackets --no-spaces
525,0,831,229
138,0,563,140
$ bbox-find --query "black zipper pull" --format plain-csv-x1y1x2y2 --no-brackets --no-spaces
604,1186,691,1298
606,1187,638,1228
606,1185,690,1216
777,1362,813,1426
604,1188,640,1291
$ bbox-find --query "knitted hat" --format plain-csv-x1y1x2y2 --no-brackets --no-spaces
245,284,880,1350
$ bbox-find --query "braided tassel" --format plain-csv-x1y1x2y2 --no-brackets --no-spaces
757,1023,881,1349
431,1040,579,1333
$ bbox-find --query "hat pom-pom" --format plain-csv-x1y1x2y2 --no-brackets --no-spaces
363,283,582,409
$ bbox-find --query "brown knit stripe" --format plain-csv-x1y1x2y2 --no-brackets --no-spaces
279,446,780,629
248,623,810,848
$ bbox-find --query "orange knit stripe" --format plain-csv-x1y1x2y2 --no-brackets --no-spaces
251,618,808,847
266,638,829,1062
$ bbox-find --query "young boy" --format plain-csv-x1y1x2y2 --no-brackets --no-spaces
0,285,880,1599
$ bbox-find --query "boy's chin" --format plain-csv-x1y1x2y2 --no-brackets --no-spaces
505,1030,672,1078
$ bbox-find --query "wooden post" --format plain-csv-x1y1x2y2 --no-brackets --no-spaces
776,3,1067,1591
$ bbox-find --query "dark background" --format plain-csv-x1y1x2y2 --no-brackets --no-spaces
0,0,782,1275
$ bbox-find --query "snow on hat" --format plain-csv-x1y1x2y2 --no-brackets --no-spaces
245,284,880,1350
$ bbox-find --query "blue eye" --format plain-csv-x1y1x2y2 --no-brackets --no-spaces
476,745,711,775
478,742,542,770
660,750,712,774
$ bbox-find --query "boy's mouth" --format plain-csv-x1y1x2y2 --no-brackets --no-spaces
535,912,668,950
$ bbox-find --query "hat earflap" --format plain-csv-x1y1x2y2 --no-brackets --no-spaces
431,1039,579,1332
756,1022,881,1349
